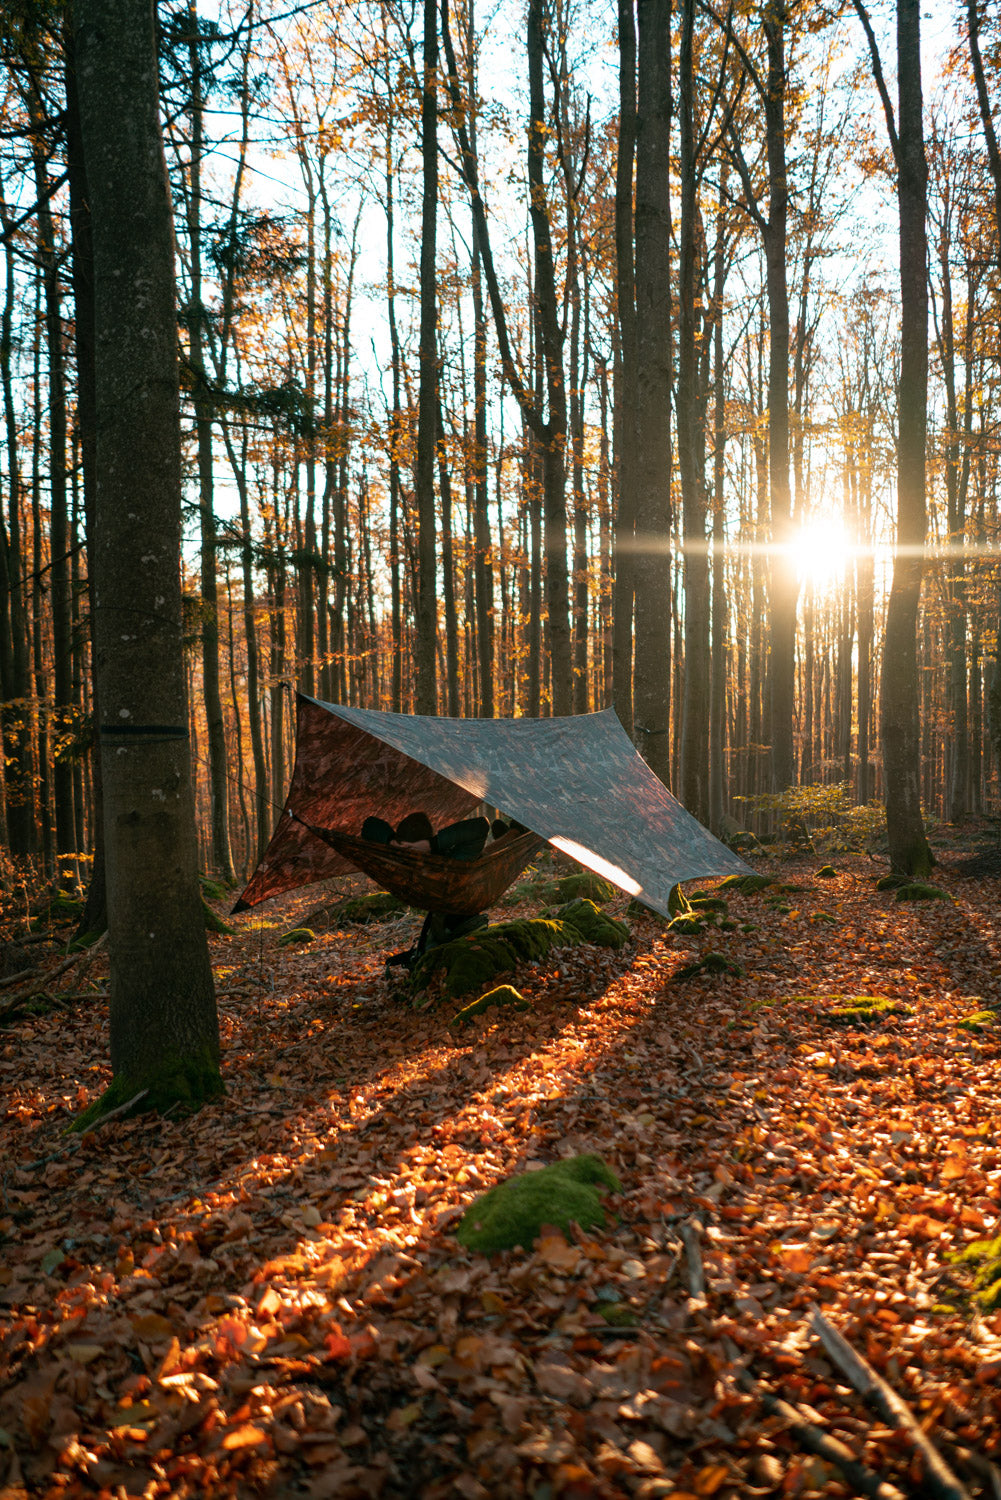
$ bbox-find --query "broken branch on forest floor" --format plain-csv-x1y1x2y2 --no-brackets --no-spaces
809,1305,973,1500
725,1344,907,1500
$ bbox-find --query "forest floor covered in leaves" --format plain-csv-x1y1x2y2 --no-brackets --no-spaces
3,838,1001,1500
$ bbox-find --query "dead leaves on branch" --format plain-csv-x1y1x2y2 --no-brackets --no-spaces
2,854,1001,1496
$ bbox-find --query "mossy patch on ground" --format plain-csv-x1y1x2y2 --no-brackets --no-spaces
540,872,617,905
456,1154,620,1253
449,985,530,1027
277,927,315,947
825,995,914,1025
816,865,838,878
199,875,233,902
894,882,952,902
674,951,744,981
950,1236,1001,1312
550,898,630,949
957,1010,998,1033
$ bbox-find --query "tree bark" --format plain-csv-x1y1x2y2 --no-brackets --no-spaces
74,0,220,1116
677,0,710,820
415,0,439,714
632,0,673,781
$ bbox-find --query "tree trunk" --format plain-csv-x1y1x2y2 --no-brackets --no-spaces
632,0,673,780
415,0,439,714
677,0,710,820
882,0,933,873
613,0,638,735
763,0,797,794
74,0,220,1116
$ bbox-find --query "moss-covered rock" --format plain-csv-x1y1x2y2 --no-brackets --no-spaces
667,913,707,936
816,865,838,879
277,927,315,947
688,894,730,915
894,882,952,902
456,1154,620,1253
674,951,744,981
541,872,617,906
411,904,628,1001
718,873,773,895
449,984,530,1027
31,895,84,929
70,1051,224,1132
410,916,576,999
322,892,405,927
875,873,911,891
552,898,630,949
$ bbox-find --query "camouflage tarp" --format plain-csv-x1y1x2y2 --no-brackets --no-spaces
233,694,751,920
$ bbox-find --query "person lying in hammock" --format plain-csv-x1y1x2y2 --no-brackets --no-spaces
362,810,492,861
362,810,494,971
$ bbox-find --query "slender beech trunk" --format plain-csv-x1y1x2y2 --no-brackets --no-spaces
184,2,233,880
0,184,35,857
614,0,638,734
677,0,710,819
762,1,796,794
415,0,439,713
29,105,75,870
632,0,673,780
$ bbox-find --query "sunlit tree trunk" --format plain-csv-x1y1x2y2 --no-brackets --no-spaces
415,0,439,713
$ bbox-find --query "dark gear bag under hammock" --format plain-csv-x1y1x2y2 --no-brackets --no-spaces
292,818,543,916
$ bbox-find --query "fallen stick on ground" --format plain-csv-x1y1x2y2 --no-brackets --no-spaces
679,1218,706,1302
0,933,107,1020
729,1356,906,1500
809,1305,973,1500
25,1089,150,1171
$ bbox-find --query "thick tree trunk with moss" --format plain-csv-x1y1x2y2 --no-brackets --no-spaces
73,0,221,1120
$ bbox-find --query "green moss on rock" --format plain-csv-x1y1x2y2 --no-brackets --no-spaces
875,873,910,891
31,895,84,929
277,927,315,947
456,1154,620,1253
450,984,530,1027
894,882,952,902
410,916,577,999
329,892,405,926
718,873,773,895
71,1051,224,1132
816,865,838,879
541,872,617,905
552,898,630,949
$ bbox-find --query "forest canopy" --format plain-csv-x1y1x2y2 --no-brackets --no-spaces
1,0,1000,890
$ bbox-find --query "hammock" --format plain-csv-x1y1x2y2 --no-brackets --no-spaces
296,821,543,916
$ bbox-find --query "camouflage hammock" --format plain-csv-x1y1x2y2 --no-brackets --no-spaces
233,694,750,920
